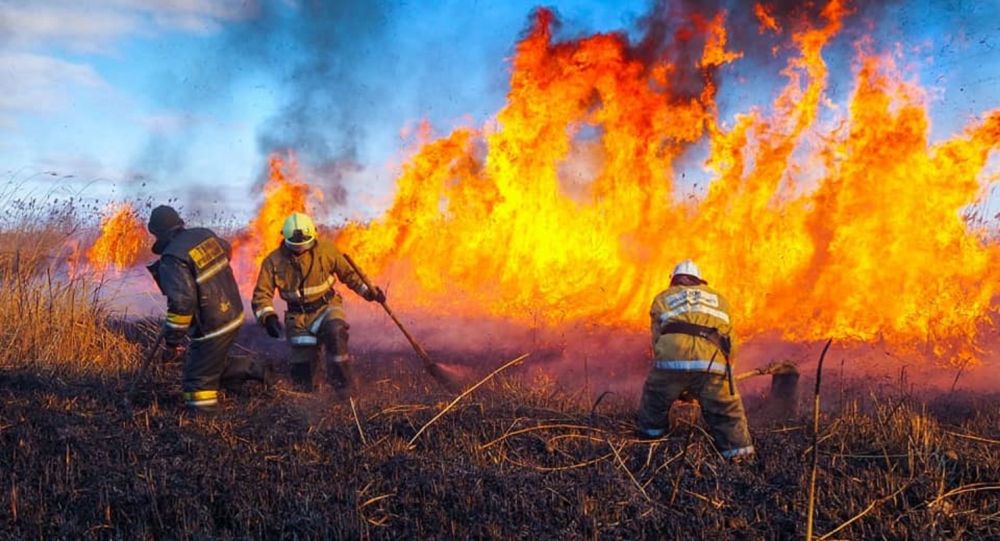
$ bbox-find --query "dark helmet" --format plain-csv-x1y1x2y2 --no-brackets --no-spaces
147,205,184,238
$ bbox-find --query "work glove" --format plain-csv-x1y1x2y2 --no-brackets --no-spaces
362,286,386,304
161,342,185,363
263,314,283,339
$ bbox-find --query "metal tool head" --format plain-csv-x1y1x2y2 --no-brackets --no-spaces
767,361,800,417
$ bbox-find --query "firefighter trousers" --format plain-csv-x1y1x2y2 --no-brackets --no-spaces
288,317,354,391
638,368,754,458
181,325,253,410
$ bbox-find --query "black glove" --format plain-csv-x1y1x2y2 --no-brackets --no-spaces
264,314,282,339
161,343,185,363
363,286,386,303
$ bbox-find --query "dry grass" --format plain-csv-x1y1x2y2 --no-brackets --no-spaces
2,340,998,539
0,195,138,375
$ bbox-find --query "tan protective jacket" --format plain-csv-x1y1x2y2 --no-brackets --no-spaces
251,239,368,345
649,284,734,374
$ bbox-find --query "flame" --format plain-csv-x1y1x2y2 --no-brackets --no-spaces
698,11,743,69
754,3,782,34
231,155,320,291
85,203,148,271
337,3,1000,363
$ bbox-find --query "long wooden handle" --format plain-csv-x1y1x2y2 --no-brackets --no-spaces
126,332,165,403
342,254,435,368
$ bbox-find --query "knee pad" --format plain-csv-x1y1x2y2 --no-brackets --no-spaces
322,318,350,355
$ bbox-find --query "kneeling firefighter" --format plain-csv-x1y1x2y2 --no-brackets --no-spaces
637,260,754,459
146,205,269,413
251,212,384,392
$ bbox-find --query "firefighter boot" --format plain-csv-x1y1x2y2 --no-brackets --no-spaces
247,358,276,387
326,355,356,394
290,361,316,392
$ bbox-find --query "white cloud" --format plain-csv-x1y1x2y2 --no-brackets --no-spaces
140,111,203,134
0,52,109,122
0,1,253,122
0,0,252,53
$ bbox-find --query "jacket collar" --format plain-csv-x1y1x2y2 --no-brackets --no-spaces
151,227,183,255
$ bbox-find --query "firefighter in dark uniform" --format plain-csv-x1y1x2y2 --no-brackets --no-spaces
251,212,384,392
147,205,267,412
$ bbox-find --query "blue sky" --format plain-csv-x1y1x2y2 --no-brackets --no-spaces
1,0,998,225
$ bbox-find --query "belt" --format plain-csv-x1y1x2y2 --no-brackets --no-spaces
659,321,735,396
286,292,334,314
659,321,731,359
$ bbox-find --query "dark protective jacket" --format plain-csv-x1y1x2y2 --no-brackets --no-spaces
148,227,245,344
251,239,368,345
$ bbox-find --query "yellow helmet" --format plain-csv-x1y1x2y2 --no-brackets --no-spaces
282,212,317,251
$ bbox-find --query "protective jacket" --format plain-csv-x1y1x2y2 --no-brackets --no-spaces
251,239,369,345
649,284,734,375
149,227,245,345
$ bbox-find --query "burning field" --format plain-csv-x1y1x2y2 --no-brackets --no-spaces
2,0,1000,538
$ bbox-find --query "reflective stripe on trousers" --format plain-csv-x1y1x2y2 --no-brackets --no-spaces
721,445,755,458
289,335,318,346
287,308,330,347
183,389,218,408
653,359,727,375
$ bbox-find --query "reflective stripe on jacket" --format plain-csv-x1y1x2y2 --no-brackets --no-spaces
153,227,245,342
650,284,734,369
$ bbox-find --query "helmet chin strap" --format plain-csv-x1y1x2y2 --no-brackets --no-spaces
284,239,316,254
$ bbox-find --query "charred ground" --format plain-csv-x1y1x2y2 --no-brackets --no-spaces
2,324,998,540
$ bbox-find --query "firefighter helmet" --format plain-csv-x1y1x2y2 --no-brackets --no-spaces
147,205,184,237
282,212,317,252
671,259,703,281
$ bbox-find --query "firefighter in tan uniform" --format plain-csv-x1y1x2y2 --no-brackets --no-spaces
252,212,384,391
637,260,754,459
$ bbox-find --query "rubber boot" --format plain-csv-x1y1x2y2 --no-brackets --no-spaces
326,356,356,393
247,359,276,387
290,361,315,392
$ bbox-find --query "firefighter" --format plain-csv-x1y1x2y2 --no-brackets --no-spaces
637,260,754,460
146,205,269,413
251,212,384,392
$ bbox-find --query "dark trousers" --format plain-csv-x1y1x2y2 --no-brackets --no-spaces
182,326,252,407
290,318,353,390
638,369,754,458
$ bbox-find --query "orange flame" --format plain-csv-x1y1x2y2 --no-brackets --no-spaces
754,3,782,34
698,11,743,69
231,155,320,291
85,203,148,271
336,4,1000,363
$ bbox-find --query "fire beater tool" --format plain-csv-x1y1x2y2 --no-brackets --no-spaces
124,331,166,408
736,361,800,416
675,361,800,419
343,253,461,392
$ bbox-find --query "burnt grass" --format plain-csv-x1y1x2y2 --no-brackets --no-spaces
2,332,999,539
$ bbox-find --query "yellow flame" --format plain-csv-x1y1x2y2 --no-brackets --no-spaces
333,4,999,363
231,155,319,292
86,203,148,271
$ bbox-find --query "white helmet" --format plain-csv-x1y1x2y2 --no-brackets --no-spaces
282,212,317,252
671,259,705,283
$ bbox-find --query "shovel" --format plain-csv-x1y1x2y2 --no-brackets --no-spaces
342,254,462,392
